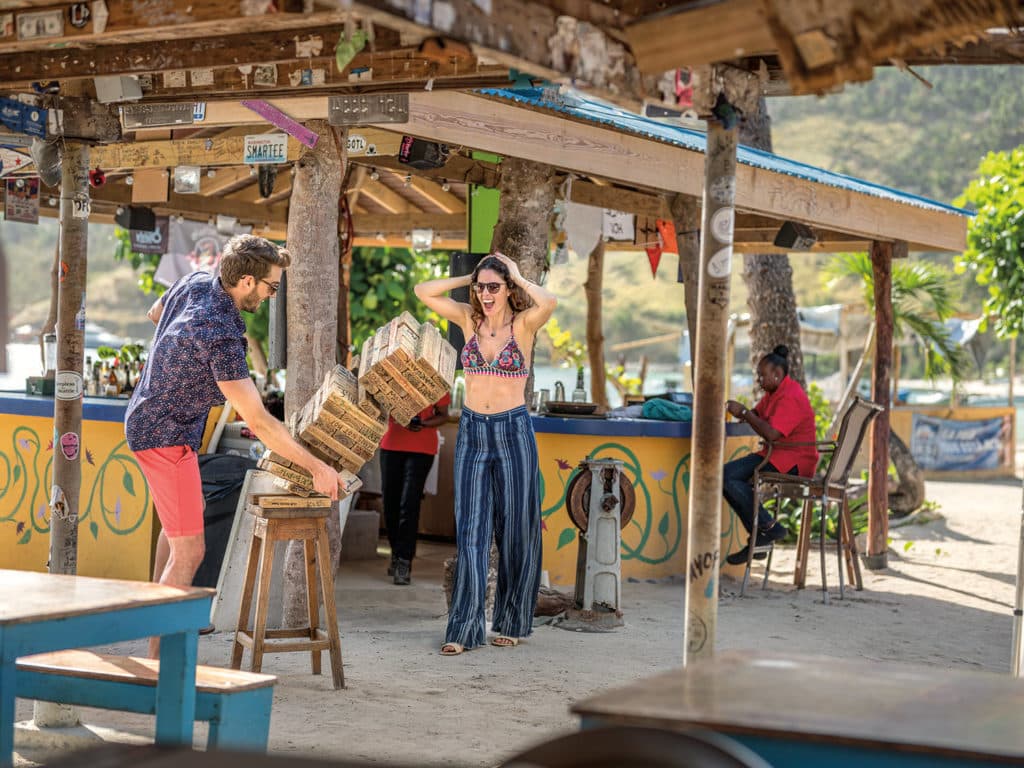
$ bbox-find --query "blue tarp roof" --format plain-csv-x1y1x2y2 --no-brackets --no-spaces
477,87,970,218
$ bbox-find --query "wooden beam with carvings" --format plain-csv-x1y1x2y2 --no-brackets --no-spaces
91,134,304,170
0,24,354,85
0,5,401,56
135,48,507,99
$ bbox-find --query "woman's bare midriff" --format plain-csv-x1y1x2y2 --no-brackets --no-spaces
463,373,528,414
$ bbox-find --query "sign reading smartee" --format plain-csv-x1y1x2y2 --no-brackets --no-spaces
243,133,287,165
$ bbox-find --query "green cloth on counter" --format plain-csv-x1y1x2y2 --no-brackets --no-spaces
641,399,692,422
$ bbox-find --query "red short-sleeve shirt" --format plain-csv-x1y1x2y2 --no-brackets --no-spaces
379,394,451,456
753,375,818,476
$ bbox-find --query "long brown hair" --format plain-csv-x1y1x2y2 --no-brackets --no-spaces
469,255,531,328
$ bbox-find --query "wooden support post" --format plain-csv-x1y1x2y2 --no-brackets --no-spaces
684,121,738,664
37,140,90,729
281,121,344,628
583,239,608,408
866,240,893,571
670,194,700,390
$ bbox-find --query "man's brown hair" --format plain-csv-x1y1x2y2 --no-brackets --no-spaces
220,234,291,286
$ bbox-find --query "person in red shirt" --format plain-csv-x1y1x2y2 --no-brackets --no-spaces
380,394,451,585
723,345,818,565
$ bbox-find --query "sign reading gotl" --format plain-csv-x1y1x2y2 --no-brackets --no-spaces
243,133,288,165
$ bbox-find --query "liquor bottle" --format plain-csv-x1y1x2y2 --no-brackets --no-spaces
84,356,94,396
572,366,587,403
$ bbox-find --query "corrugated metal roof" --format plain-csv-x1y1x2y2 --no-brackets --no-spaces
477,87,969,217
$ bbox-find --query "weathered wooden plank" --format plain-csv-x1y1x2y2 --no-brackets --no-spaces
0,24,352,82
623,0,775,72
91,135,303,169
353,212,464,233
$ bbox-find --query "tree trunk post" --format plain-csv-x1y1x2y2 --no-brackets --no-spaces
670,194,700,389
583,239,607,408
489,157,557,404
281,121,344,628
739,96,806,389
684,120,737,664
866,240,893,571
36,140,90,729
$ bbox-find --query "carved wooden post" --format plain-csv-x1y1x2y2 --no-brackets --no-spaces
684,120,738,664
583,239,608,407
36,140,89,729
866,240,893,570
281,122,343,628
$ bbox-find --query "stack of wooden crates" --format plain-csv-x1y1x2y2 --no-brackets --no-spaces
257,313,456,497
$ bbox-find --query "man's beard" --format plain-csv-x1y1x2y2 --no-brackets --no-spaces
241,286,262,313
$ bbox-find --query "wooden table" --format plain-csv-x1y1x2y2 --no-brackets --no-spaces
572,651,1024,767
0,569,213,768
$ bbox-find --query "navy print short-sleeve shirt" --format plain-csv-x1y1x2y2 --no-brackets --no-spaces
126,271,250,452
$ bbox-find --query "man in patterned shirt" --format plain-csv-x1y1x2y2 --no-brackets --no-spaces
126,234,343,653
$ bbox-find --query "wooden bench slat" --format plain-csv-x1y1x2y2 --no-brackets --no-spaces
18,650,276,693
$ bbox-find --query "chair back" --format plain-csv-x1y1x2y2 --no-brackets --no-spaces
822,395,884,487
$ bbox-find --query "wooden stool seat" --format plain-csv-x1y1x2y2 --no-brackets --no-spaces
231,496,344,689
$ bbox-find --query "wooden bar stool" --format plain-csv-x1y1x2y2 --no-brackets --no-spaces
231,497,344,689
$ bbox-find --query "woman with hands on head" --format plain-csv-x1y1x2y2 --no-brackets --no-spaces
414,253,557,655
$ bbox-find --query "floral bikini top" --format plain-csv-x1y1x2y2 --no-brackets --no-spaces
460,316,529,378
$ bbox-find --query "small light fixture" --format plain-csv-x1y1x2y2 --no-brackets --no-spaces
115,206,124,216
125,175,134,186
15,178,24,189
207,168,217,178
441,181,451,192
375,231,385,242
773,221,817,251
48,197,57,207
403,174,412,187
369,168,380,181
249,167,258,177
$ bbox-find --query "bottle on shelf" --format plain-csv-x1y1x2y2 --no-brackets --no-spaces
572,366,587,403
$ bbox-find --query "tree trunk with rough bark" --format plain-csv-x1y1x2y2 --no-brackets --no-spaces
739,97,806,389
489,157,558,405
670,194,700,387
583,239,608,408
888,431,925,517
281,122,344,628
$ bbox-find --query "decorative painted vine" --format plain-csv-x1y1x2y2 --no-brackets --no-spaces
542,442,753,566
0,426,149,545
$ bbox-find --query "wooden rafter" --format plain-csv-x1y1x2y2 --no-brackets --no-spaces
360,178,415,214
91,134,304,170
404,175,466,214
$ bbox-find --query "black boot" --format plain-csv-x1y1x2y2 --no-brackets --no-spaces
387,554,398,576
393,558,412,585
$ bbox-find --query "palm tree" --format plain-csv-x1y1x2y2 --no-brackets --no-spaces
826,252,968,516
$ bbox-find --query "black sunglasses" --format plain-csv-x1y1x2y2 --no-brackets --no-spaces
472,281,505,295
258,278,280,296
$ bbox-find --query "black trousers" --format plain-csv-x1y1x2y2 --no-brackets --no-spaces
380,449,435,562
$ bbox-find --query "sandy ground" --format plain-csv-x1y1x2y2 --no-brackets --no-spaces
13,479,1022,766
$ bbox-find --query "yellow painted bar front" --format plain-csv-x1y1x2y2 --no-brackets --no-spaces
0,394,154,580
533,415,759,586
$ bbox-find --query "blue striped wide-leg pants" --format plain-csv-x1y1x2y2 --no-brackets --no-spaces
445,405,542,649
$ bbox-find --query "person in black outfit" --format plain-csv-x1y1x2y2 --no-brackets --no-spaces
380,395,450,585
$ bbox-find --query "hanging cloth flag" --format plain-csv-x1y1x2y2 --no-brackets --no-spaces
645,245,662,278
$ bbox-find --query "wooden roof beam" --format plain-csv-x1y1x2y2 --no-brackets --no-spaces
404,175,466,214
353,213,465,233
91,135,304,170
84,183,287,227
360,179,416,214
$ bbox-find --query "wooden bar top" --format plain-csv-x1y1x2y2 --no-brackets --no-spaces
572,651,1024,761
0,569,212,626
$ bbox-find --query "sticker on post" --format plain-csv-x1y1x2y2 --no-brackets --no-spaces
709,176,735,206
75,291,86,331
710,207,734,244
60,432,80,461
243,133,288,164
55,371,84,400
72,196,90,219
707,246,732,278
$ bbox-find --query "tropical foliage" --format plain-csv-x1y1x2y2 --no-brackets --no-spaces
825,252,966,380
954,147,1024,338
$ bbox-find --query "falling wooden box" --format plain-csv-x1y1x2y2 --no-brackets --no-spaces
358,313,457,426
257,450,363,498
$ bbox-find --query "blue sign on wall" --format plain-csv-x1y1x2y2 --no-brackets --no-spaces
910,413,1012,472
0,98,46,139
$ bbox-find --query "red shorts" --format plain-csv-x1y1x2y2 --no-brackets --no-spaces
134,446,204,538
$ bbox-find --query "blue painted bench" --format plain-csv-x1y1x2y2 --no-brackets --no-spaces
16,650,275,752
